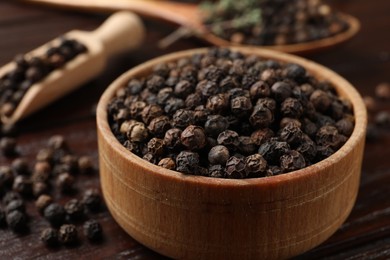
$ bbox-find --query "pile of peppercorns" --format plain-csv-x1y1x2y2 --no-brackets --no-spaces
0,37,87,122
363,82,390,141
0,135,103,247
108,48,354,178
202,0,349,46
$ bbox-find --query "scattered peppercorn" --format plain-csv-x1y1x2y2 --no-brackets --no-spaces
35,194,53,214
44,203,66,227
82,188,102,212
6,210,27,232
40,227,59,247
64,199,85,221
83,219,103,241
59,224,78,245
0,137,17,157
375,82,390,100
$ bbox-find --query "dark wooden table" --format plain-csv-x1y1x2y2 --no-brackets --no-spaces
0,1,389,259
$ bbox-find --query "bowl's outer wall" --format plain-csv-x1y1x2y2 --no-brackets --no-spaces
96,48,367,259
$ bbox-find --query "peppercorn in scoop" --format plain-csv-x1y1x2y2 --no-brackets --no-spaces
108,48,354,178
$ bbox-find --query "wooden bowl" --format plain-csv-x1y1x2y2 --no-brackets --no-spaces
96,47,367,259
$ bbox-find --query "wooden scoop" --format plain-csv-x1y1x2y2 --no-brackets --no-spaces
1,11,144,124
24,0,360,54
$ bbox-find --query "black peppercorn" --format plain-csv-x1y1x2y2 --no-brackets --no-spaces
164,97,185,115
204,115,229,137
172,109,195,129
164,128,183,151
82,188,102,212
48,135,67,150
316,125,343,150
258,140,290,165
11,158,30,175
40,227,59,247
336,118,354,136
158,158,176,170
266,166,283,177
185,93,202,109
12,175,32,195
279,123,304,146
64,199,84,221
208,164,225,178
59,224,78,245
126,121,149,142
375,111,390,128
78,156,94,175
206,94,229,114
83,219,103,241
280,98,303,118
146,74,165,93
6,210,27,232
174,80,194,98
251,128,274,146
249,105,274,128
148,115,171,137
271,81,292,101
250,81,270,100
310,90,331,112
245,154,267,177
32,181,49,197
35,194,53,214
44,203,66,227
225,156,246,179
176,151,200,174
280,150,306,172
181,125,207,150
238,136,257,155
141,104,163,125
156,87,173,105
0,137,17,157
56,173,75,194
217,130,239,150
231,96,253,117
208,145,230,165
2,191,22,205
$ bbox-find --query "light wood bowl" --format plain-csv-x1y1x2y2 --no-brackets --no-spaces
96,47,367,259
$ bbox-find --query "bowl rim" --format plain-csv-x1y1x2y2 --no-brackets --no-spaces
96,47,367,188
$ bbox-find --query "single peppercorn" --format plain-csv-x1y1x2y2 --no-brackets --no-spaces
208,145,230,165
82,188,102,212
231,96,253,116
158,158,176,170
56,173,75,194
266,166,284,177
176,151,200,174
249,81,270,100
78,156,94,174
316,125,344,150
59,224,78,245
181,125,207,150
40,227,59,247
258,140,290,165
148,115,171,137
375,111,390,128
280,150,306,172
245,154,267,177
279,123,304,146
0,137,17,157
206,94,229,114
238,136,257,155
271,81,292,101
36,194,53,214
11,158,30,175
48,135,67,150
12,175,32,195
204,115,229,137
32,182,49,197
172,109,195,129
208,164,225,178
83,219,103,241
225,156,246,179
375,82,390,100
44,203,66,227
164,128,183,151
217,130,239,150
310,90,331,113
6,210,27,232
147,138,165,156
249,105,274,128
64,199,84,221
251,128,274,146
280,98,303,118
2,191,22,205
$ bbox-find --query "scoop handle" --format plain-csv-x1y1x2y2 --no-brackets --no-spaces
91,11,145,57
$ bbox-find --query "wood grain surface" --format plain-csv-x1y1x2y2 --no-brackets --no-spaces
0,0,389,259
